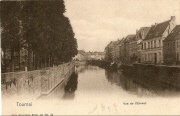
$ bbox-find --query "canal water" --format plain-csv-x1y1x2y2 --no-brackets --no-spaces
39,65,180,115
62,65,180,99
2,65,180,115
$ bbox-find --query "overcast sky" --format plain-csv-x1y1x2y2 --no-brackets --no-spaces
64,0,180,52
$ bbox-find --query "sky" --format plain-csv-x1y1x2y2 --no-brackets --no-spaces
64,0,180,52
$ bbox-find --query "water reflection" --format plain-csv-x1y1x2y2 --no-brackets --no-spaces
105,69,180,97
50,65,180,100
105,70,155,97
63,72,78,99
76,65,100,73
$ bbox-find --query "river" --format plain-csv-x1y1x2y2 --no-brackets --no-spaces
2,65,180,115
41,65,180,115
62,65,180,99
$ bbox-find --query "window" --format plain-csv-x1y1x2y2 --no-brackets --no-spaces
151,41,153,48
148,42,150,49
159,52,161,63
159,40,161,47
154,41,156,48
144,43,146,49
151,53,153,62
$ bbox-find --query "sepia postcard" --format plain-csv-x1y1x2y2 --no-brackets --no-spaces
1,0,180,115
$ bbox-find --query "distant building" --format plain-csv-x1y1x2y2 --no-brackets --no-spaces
119,38,125,63
163,25,180,65
87,51,105,60
105,40,121,62
74,50,86,61
74,50,105,61
129,35,137,63
113,40,121,62
105,41,114,61
141,16,176,64
1,46,32,72
123,35,136,64
136,27,151,63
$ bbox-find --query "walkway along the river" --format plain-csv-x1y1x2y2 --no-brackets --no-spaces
1,62,75,99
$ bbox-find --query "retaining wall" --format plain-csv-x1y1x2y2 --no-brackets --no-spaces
1,62,75,99
121,63,180,89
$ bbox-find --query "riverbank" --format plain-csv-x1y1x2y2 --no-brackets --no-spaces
86,60,180,89
75,61,87,66
86,60,111,68
1,62,75,99
121,63,180,89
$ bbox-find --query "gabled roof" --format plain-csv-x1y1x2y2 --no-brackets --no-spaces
164,25,180,41
136,27,151,40
145,20,171,40
113,40,121,45
124,34,136,42
117,38,125,46
105,41,115,48
105,41,112,48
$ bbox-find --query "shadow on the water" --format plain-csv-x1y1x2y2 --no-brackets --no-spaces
63,72,78,99
105,69,180,97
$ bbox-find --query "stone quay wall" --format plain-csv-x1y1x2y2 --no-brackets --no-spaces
121,64,180,89
1,62,75,99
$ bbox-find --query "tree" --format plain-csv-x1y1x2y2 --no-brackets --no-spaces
1,0,78,72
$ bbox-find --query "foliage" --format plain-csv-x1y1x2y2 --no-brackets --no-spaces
1,1,77,72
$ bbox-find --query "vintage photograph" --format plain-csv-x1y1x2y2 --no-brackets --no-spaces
1,0,180,115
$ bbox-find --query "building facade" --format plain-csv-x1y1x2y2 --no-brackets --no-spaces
136,27,151,63
112,40,121,62
129,35,137,63
163,25,180,65
87,51,105,60
74,50,86,61
141,16,176,64
123,35,136,64
105,41,114,61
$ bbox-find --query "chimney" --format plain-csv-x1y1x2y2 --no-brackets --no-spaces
171,16,176,22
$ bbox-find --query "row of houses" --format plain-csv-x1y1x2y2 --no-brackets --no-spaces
74,50,105,61
105,16,180,65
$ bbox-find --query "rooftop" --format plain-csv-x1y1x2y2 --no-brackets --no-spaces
164,25,180,41
145,20,171,40
124,34,136,42
136,27,151,40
